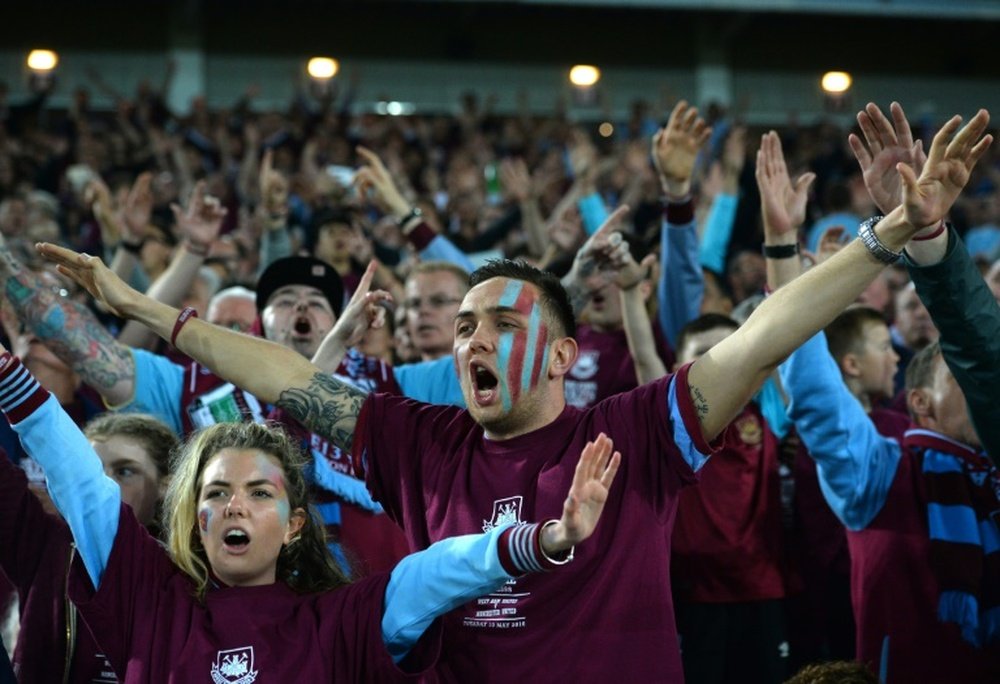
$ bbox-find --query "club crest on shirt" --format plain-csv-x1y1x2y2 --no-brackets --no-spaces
482,496,526,531
735,413,763,446
569,350,600,380
211,646,258,684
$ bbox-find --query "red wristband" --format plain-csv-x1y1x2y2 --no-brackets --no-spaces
912,221,946,242
171,307,198,347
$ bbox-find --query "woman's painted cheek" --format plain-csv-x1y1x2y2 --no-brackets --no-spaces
198,507,211,533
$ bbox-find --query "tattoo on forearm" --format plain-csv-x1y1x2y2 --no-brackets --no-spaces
276,372,367,452
3,271,134,391
692,386,709,424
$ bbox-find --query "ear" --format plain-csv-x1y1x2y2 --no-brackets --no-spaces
907,388,933,423
840,352,861,379
548,336,579,379
284,507,307,545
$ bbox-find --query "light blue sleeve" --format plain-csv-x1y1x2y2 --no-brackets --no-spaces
753,376,792,441
420,235,475,274
658,215,704,347
779,333,902,531
13,395,119,588
577,192,610,236
123,349,186,435
394,356,466,407
699,193,739,274
666,375,711,473
381,524,513,662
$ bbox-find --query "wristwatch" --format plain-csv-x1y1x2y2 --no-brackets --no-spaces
857,214,900,264
397,206,423,228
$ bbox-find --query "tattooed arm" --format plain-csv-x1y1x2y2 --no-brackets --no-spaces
0,245,135,405
37,243,367,452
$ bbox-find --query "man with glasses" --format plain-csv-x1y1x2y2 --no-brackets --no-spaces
402,261,469,362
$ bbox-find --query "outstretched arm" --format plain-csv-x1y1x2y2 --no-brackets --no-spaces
0,348,120,588
0,238,135,405
686,109,992,442
381,434,620,661
37,243,364,452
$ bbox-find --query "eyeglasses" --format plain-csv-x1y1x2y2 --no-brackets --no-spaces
402,295,463,310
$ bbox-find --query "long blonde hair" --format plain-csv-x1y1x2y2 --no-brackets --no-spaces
162,421,351,600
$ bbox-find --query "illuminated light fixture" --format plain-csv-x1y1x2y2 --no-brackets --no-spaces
598,122,614,138
375,101,415,116
26,49,58,73
569,65,601,87
821,71,852,94
307,57,339,80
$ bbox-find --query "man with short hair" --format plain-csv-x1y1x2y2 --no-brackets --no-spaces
402,261,469,361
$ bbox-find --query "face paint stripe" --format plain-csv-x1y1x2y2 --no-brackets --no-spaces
497,330,514,412
531,322,549,387
499,281,524,308
521,304,541,393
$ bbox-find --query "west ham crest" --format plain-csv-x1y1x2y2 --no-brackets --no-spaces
211,646,258,684
483,495,526,531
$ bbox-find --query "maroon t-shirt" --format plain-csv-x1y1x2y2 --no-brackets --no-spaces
671,403,789,602
564,324,673,409
0,451,118,683
847,432,1000,682
68,504,440,683
353,368,714,683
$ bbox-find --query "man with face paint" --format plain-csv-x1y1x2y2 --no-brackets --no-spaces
40,106,993,683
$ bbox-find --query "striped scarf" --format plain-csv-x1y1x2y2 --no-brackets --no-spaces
910,430,1000,646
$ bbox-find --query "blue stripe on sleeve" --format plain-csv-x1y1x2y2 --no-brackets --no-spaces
666,375,710,473
981,519,1000,555
922,451,965,474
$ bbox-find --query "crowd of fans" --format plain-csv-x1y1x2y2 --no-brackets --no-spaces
0,64,998,684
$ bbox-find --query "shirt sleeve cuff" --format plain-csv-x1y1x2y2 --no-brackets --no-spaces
497,521,573,576
664,197,694,225
0,354,51,424
405,222,437,251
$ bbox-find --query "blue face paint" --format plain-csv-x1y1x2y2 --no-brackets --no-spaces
496,281,524,413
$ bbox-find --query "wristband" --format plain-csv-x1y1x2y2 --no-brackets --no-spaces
396,207,423,230
857,214,901,264
762,243,799,259
120,240,144,256
184,241,210,257
171,307,198,347
911,221,946,242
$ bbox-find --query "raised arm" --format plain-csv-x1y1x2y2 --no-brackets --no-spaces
619,255,666,385
686,109,992,442
117,180,223,348
381,433,620,661
0,237,135,406
0,348,120,588
850,102,1000,460
651,101,712,344
37,243,364,452
311,261,392,373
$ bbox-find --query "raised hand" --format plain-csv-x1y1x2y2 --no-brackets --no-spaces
566,205,631,285
651,100,712,197
319,261,392,353
259,148,289,221
849,102,926,215
540,433,622,555
354,146,411,219
499,157,532,203
122,172,154,244
171,181,227,250
35,244,140,318
898,109,992,230
755,131,816,238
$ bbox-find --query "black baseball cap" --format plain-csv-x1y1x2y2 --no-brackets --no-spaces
255,256,345,316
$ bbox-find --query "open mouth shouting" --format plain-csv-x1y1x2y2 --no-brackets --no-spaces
292,316,312,337
222,527,251,555
470,361,500,407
